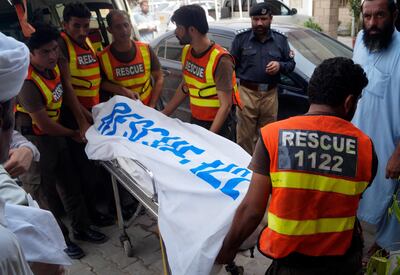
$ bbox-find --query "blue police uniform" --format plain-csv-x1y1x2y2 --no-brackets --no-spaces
231,2,295,155
231,28,295,87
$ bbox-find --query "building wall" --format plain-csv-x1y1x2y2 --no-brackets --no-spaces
285,0,352,37
312,0,339,37
339,5,352,34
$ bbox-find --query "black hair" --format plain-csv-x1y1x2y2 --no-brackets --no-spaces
171,4,209,34
308,57,368,107
27,23,60,52
362,0,398,14
63,2,91,22
106,10,130,27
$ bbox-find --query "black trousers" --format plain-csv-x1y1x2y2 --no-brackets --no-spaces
265,246,363,275
60,106,113,217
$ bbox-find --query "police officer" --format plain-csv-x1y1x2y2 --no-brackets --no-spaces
231,2,295,154
216,57,377,275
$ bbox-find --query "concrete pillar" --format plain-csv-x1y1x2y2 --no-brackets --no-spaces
313,0,339,38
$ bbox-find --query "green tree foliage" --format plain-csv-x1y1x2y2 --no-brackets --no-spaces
303,18,323,32
349,0,362,33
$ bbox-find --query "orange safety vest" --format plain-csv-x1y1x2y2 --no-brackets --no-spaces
60,32,101,109
16,64,63,135
98,41,153,105
182,43,239,121
88,29,103,53
259,115,374,259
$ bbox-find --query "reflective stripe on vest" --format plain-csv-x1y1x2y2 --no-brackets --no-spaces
258,115,373,259
16,64,63,135
61,32,101,109
181,44,238,121
99,41,152,105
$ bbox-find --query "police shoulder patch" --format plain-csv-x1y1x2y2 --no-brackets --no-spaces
272,29,287,37
236,28,251,35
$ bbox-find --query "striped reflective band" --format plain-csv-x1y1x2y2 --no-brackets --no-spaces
190,97,220,107
71,77,100,88
270,171,368,195
268,212,355,235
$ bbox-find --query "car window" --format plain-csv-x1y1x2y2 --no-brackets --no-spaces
279,3,290,15
287,29,352,66
266,1,288,15
209,34,232,51
228,0,290,15
157,36,183,62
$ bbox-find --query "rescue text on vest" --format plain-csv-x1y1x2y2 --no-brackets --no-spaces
77,54,97,66
278,129,358,177
115,64,145,78
52,83,63,102
185,61,205,78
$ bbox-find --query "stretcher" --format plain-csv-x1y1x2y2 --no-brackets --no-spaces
101,157,246,275
100,157,171,274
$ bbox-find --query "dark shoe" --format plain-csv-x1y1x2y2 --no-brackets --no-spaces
73,228,108,244
91,213,115,227
64,241,85,259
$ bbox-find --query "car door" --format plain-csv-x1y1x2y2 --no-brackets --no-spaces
154,35,192,121
277,72,309,120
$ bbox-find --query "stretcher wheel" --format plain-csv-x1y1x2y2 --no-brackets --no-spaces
123,239,134,257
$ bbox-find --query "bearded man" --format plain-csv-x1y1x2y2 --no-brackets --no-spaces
352,0,400,259
162,4,237,140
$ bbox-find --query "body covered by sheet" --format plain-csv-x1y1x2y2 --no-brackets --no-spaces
85,96,252,275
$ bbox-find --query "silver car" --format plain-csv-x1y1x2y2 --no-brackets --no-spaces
151,19,352,122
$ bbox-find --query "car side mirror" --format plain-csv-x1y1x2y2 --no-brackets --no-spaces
220,7,231,19
291,8,297,15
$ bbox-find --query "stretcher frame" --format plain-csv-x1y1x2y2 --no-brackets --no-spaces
100,159,171,274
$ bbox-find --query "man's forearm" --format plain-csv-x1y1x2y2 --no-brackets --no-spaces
38,120,76,137
222,203,265,253
63,84,88,129
279,59,296,74
101,81,127,96
210,90,232,133
209,103,231,134
149,72,164,108
10,131,40,161
162,85,187,116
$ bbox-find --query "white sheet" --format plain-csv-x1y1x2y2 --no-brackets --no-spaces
85,96,252,275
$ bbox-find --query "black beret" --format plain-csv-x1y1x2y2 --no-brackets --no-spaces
249,2,271,16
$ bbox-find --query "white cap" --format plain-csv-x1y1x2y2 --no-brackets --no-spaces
0,32,30,102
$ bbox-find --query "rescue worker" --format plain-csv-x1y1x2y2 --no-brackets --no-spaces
98,10,164,108
216,57,377,274
162,4,238,139
231,3,295,154
16,25,107,259
58,2,114,226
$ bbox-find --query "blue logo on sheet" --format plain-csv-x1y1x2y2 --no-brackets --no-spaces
97,102,251,200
